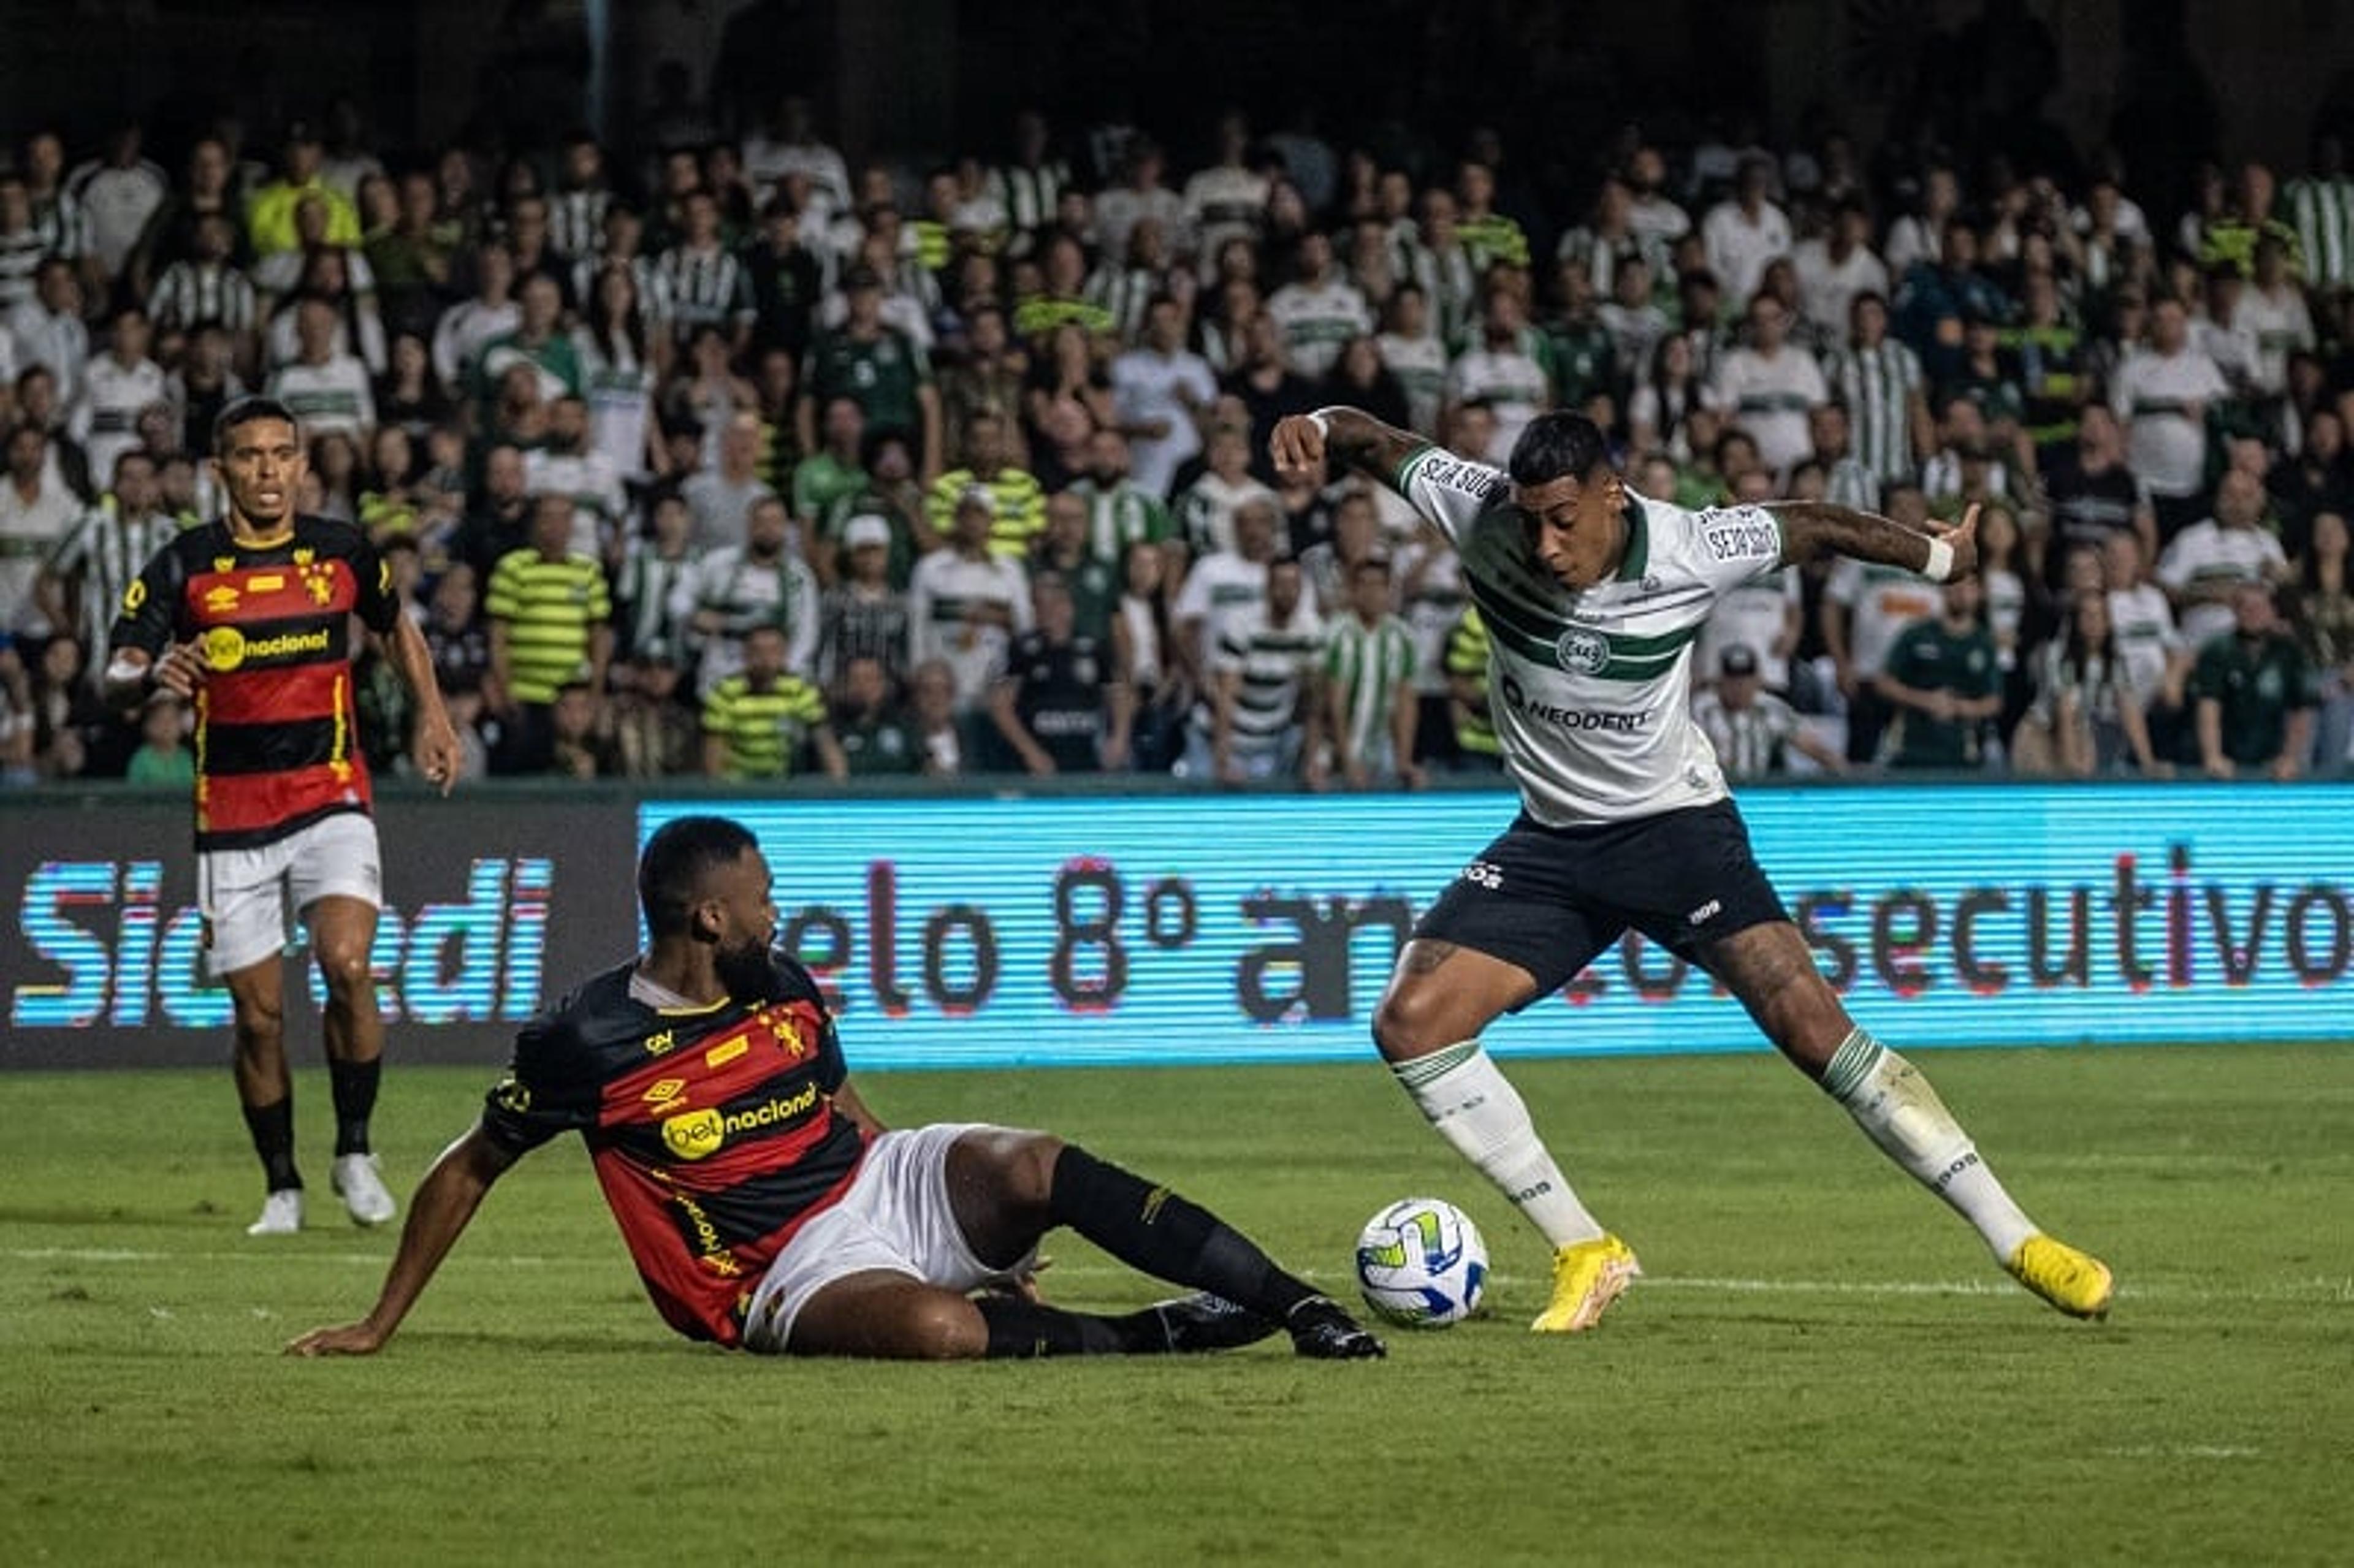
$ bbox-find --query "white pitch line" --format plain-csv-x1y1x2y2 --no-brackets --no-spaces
10,1248,2350,1304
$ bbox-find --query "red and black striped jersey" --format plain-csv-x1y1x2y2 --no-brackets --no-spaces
109,516,403,851
479,952,869,1347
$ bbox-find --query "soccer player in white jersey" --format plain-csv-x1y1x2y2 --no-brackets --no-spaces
1270,404,2114,1333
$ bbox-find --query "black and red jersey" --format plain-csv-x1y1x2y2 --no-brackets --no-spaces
109,515,403,850
479,952,870,1347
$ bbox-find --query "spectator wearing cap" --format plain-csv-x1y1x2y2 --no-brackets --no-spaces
924,405,1045,560
1693,644,1846,779
798,262,942,479
817,511,911,693
908,482,1032,712
817,425,931,589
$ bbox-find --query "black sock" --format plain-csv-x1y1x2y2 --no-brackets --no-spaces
328,1057,381,1157
1048,1144,1318,1322
242,1097,301,1192
975,1297,1168,1358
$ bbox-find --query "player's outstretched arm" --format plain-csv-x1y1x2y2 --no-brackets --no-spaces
1769,500,1981,583
285,1124,519,1357
1270,406,1425,493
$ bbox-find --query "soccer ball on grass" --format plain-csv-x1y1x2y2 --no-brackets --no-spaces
1354,1196,1488,1327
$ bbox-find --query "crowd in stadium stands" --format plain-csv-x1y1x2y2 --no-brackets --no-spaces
2,93,2353,792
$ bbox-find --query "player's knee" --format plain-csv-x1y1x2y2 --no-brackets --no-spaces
230,994,285,1049
1001,1132,1065,1211
1373,983,1452,1056
313,944,373,1001
899,1293,987,1360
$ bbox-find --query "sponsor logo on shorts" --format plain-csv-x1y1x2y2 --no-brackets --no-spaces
1686,899,1723,926
1461,860,1504,891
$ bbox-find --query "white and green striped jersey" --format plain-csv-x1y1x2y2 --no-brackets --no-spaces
1822,338,1922,485
1265,278,1373,379
1391,446,1783,824
1325,611,1416,761
2281,174,2354,291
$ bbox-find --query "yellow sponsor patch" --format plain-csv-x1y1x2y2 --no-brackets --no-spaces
704,1035,750,1069
661,1108,724,1161
247,573,284,591
202,625,247,671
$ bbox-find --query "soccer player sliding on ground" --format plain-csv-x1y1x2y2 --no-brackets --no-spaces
1271,405,2114,1333
289,815,1383,1362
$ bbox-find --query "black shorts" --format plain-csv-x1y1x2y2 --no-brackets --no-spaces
1415,800,1789,1004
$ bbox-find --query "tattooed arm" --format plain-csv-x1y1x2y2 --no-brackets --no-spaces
1767,500,1981,582
1270,406,1426,492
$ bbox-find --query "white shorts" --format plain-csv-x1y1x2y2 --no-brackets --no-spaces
199,812,383,977
740,1122,1035,1354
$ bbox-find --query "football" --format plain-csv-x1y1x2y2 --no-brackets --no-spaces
1354,1196,1488,1326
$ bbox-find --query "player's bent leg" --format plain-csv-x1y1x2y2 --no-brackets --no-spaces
947,1133,1381,1358
308,896,395,1226
786,1271,992,1359
1374,943,1631,1332
1705,919,2114,1320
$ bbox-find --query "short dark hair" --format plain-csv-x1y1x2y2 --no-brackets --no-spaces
638,815,758,938
1506,409,1612,487
212,395,301,455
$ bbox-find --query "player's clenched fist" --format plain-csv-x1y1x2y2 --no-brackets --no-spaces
1269,414,1328,481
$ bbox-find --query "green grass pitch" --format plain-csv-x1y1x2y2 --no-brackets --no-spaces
3,1043,2348,1566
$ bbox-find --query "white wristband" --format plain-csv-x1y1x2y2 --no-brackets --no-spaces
1306,410,1332,440
1921,536,1956,582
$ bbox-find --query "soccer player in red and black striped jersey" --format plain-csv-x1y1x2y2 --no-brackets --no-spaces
288,815,1384,1361
104,397,463,1238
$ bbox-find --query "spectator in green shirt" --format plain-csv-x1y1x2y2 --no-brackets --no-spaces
124,695,196,788
699,623,847,782
1875,577,2003,769
2193,582,2317,780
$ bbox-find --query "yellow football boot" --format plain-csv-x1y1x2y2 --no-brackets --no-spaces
2005,1233,2116,1319
1531,1233,1641,1333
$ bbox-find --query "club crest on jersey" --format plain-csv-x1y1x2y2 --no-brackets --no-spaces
1555,627,1609,674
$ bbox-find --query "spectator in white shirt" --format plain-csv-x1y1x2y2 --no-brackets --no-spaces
1700,155,1792,309
1110,294,1217,498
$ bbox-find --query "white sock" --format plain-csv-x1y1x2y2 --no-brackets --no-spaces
1821,1029,2038,1261
1391,1040,1605,1249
